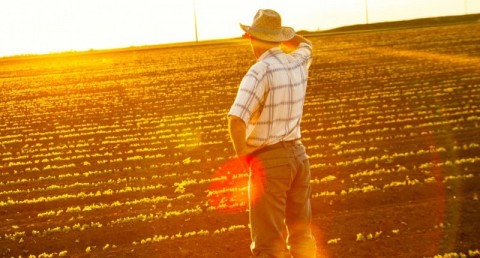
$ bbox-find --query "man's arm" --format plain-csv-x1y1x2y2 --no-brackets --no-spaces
228,115,258,157
281,34,312,51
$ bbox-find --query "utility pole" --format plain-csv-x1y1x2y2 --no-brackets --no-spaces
365,0,369,24
465,0,468,15
194,0,199,43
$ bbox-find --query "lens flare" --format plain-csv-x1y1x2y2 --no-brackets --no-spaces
208,157,251,213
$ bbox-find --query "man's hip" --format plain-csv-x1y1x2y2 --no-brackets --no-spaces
249,139,308,162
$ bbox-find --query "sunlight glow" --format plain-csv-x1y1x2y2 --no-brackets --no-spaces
1,0,479,57
0,0,197,56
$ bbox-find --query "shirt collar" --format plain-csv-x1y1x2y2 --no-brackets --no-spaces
258,47,282,61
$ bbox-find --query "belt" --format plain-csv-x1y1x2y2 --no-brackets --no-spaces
250,139,302,156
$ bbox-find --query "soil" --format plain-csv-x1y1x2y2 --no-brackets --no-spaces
1,18,480,258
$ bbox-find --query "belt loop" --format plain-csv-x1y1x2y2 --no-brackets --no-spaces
281,141,287,149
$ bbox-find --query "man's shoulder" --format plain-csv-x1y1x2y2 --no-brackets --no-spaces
287,43,312,66
293,43,312,56
247,61,269,75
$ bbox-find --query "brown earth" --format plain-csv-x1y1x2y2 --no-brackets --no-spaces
0,19,479,258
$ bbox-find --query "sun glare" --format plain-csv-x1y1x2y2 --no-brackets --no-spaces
1,0,479,57
0,0,198,56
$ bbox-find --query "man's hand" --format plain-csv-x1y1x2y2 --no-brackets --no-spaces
235,145,260,171
281,34,312,51
236,145,260,157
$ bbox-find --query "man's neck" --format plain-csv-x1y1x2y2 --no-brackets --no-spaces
251,39,280,59
254,46,280,60
254,48,268,59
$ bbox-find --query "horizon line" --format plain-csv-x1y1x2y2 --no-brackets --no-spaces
1,13,479,60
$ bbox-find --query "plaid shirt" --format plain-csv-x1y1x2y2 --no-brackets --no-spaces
229,43,313,147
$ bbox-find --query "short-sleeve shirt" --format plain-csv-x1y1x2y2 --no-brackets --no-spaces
228,42,313,147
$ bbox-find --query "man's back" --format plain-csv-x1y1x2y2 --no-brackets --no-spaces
230,43,312,147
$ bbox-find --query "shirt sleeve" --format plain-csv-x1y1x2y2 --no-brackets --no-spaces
228,62,267,125
291,42,313,68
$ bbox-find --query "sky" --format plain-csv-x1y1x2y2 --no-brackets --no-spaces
0,0,479,57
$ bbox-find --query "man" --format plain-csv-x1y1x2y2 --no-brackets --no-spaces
228,9,316,258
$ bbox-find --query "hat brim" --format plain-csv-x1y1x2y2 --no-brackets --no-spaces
240,23,295,42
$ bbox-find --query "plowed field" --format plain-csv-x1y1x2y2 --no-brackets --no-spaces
1,22,479,257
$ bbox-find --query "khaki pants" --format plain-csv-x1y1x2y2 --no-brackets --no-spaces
248,141,316,258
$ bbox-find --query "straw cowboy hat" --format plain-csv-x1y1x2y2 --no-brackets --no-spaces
240,9,295,42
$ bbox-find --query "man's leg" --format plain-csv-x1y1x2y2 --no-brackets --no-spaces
285,158,316,258
249,151,293,258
